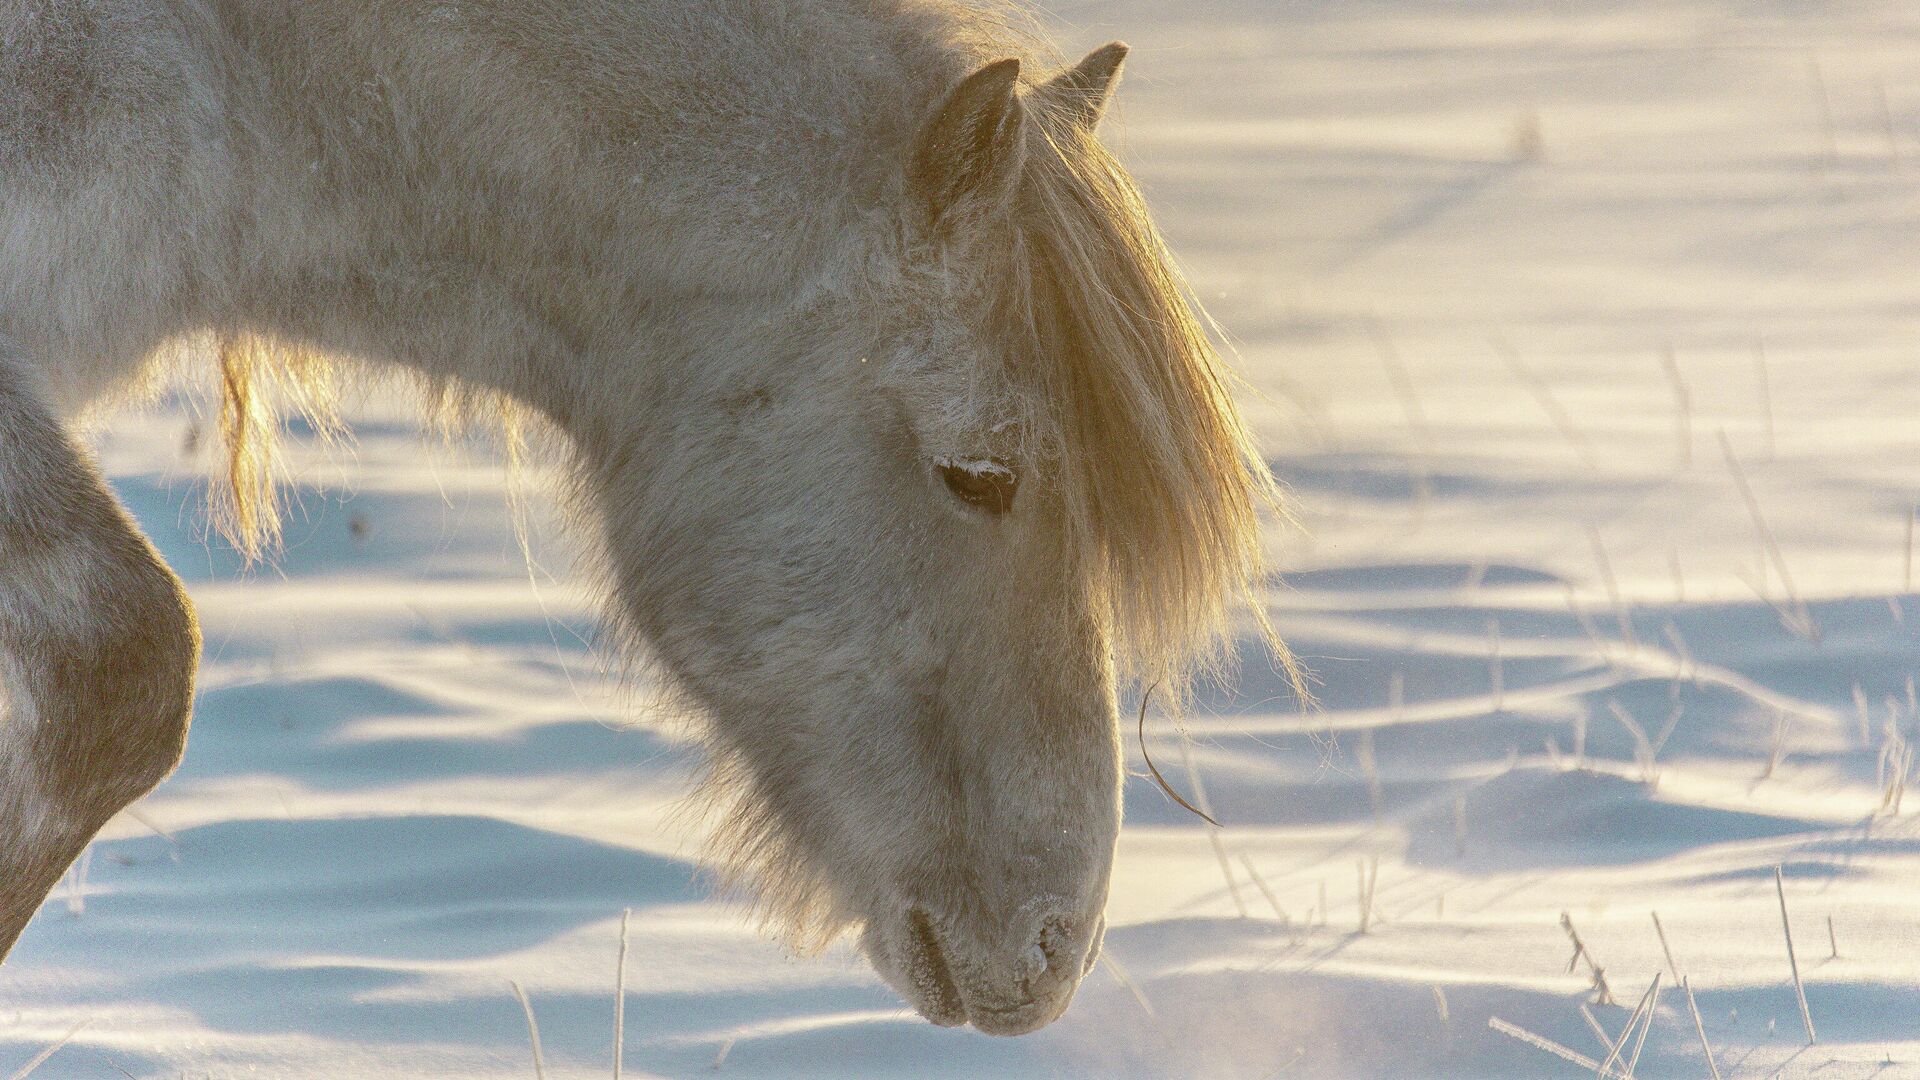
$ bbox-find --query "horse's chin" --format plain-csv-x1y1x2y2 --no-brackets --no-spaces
859,905,1101,1036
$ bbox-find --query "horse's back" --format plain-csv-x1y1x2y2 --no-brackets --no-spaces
201,0,952,269
0,0,998,408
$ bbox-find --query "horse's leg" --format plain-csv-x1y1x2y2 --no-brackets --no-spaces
0,346,199,963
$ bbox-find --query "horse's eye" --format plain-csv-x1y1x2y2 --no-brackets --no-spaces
937,457,1018,515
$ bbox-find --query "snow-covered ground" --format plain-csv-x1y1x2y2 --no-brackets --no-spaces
7,1,1920,1076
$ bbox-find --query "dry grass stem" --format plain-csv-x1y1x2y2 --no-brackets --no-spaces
1357,728,1383,818
1761,712,1791,782
1487,617,1504,714
1652,705,1684,759
1510,109,1545,162
1171,727,1246,918
1370,318,1430,444
1461,561,1489,594
1355,858,1377,933
1877,705,1911,813
614,907,631,1080
1367,319,1433,521
1490,335,1596,467
1808,52,1839,167
509,980,547,1080
1652,911,1681,983
1586,527,1638,647
1752,341,1776,461
1874,75,1901,167
1566,585,1616,664
1598,973,1661,1080
1100,953,1158,1021
62,846,93,917
5,1021,88,1080
1259,1047,1308,1079
1682,976,1724,1080
1774,866,1817,1045
1208,830,1245,918
1717,430,1816,641
1607,701,1659,783
123,807,181,857
1579,1003,1612,1052
1659,346,1694,469
1359,853,1374,930
1625,975,1662,1075
1238,853,1291,926
1487,1017,1610,1074
1733,566,1812,643
1661,622,1697,688
1596,1006,1637,1078
1561,912,1616,1005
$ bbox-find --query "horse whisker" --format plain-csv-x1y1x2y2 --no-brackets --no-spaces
1136,685,1222,828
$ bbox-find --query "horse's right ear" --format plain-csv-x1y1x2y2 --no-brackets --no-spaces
909,58,1026,235
1039,42,1128,129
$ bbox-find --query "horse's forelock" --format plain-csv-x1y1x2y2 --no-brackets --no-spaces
997,107,1298,700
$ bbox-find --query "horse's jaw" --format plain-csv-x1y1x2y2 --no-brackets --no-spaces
859,893,1107,1036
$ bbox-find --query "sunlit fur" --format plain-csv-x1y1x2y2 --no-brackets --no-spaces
680,83,1296,951
1002,108,1288,692
0,0,1286,1031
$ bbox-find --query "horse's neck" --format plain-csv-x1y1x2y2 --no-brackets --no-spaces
181,0,954,409
209,0,942,274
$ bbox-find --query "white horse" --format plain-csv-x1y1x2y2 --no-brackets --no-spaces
0,0,1279,1035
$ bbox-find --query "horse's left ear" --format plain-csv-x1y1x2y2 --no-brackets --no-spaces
910,58,1027,233
1038,42,1129,129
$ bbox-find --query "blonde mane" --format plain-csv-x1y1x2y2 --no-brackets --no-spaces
1005,94,1296,698
202,336,537,564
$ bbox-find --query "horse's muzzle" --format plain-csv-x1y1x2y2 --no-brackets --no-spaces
861,900,1105,1035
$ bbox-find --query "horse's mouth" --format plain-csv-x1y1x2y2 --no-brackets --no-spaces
903,907,968,1026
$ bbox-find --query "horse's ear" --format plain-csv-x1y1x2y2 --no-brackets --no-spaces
1039,42,1128,129
910,58,1026,233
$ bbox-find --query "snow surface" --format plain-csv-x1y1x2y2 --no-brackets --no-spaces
7,1,1920,1076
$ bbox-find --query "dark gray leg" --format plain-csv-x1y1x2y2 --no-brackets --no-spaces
0,347,198,962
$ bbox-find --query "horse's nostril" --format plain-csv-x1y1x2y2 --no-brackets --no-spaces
905,908,967,1023
1016,941,1048,982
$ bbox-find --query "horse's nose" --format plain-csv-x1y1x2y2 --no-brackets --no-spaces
963,906,1104,1036
866,900,1105,1036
